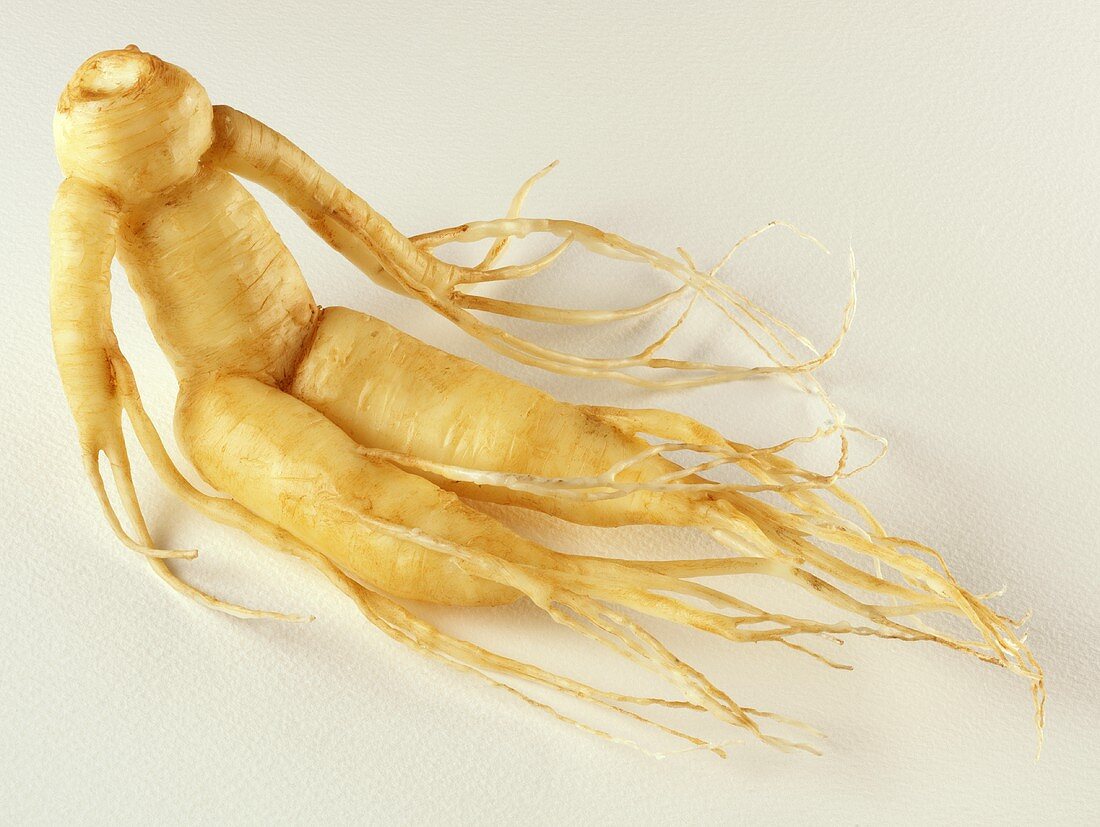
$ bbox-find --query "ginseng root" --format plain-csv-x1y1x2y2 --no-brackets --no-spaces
49,47,1042,759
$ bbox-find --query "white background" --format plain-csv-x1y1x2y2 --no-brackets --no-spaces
2,2,1098,824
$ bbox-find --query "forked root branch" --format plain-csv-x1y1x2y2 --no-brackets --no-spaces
401,162,886,478
357,400,1043,741
120,388,831,757
114,380,1042,758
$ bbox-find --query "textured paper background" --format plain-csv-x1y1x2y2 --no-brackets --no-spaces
2,2,1098,823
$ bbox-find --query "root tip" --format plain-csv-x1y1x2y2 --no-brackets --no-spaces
282,612,315,624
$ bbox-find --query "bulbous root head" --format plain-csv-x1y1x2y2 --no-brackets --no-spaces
54,47,213,204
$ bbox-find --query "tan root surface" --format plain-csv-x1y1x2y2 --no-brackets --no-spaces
107,366,1042,758
50,48,1044,761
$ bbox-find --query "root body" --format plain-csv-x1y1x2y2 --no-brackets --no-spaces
50,47,1044,760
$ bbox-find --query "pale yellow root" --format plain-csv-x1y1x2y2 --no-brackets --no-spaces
409,216,856,389
117,388,830,758
50,54,1042,758
405,163,886,479
347,401,1043,740
107,370,314,623
216,106,871,461
117,361,1042,756
279,305,1041,742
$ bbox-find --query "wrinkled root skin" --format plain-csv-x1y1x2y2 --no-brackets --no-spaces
175,372,523,607
171,303,1043,755
288,306,691,529
49,47,1043,759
